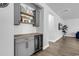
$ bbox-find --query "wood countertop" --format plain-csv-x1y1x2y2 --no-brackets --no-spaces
14,33,43,40
15,33,43,36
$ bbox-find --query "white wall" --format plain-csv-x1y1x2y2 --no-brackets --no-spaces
65,18,79,37
53,15,64,42
0,4,14,56
14,24,36,34
47,14,55,42
47,11,64,43
39,3,64,49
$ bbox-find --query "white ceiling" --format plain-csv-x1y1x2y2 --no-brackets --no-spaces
47,3,79,20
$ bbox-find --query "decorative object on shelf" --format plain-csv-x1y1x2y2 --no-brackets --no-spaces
21,12,34,24
20,4,34,24
58,23,63,30
0,3,9,8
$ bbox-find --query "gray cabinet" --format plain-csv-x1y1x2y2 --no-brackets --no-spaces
15,39,29,56
33,10,40,27
15,36,34,56
14,3,42,27
14,3,21,25
28,37,34,55
25,3,40,27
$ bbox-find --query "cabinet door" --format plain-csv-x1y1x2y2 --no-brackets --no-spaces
15,39,29,56
38,35,43,49
33,10,40,27
14,3,21,25
15,37,34,56
34,35,39,51
34,35,43,52
28,38,34,55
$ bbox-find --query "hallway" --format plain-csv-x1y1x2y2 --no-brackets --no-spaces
33,37,79,56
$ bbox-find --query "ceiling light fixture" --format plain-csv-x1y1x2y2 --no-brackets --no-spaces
0,3,9,8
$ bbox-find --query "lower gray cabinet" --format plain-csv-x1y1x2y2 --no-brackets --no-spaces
15,37,34,56
28,38,34,55
15,39,29,56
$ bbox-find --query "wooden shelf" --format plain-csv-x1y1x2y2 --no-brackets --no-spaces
21,12,34,17
21,16,33,20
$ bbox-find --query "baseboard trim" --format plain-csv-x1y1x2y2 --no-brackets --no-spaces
43,44,49,50
43,35,63,50
49,35,63,43
65,35,75,38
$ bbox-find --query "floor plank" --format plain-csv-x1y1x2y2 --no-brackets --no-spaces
33,37,79,56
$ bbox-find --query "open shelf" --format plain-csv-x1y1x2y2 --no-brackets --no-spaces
21,12,34,17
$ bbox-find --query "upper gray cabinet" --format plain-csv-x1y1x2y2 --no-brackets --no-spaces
14,3,21,25
33,9,40,27
32,4,42,27
14,3,42,27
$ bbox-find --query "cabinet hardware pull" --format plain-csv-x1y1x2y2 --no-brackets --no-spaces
26,42,28,48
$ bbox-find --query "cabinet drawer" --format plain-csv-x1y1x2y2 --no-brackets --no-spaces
15,38,28,43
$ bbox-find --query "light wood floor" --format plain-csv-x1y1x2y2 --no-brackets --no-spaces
33,37,79,56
